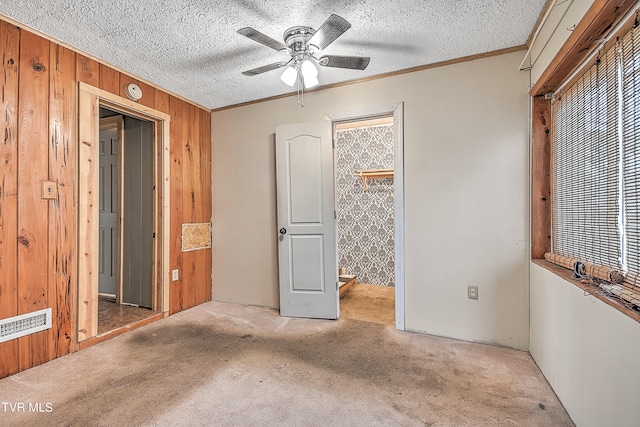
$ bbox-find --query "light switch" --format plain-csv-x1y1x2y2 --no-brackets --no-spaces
42,181,58,199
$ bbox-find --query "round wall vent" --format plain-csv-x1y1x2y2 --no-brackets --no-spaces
125,83,143,101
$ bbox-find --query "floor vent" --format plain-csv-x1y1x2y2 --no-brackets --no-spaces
0,308,52,343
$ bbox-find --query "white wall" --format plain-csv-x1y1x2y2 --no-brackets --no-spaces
528,0,595,84
212,51,530,349
530,264,640,427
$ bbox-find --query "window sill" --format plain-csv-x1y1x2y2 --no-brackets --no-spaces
532,259,640,324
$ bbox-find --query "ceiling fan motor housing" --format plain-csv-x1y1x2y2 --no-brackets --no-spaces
283,26,317,54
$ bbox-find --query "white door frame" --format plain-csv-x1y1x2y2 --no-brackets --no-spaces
326,103,405,330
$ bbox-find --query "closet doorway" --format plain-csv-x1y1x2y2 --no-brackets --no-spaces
97,108,155,335
77,82,170,345
328,103,405,329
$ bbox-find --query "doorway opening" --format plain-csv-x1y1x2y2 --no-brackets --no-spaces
327,103,405,330
334,117,395,326
97,108,156,335
77,82,170,345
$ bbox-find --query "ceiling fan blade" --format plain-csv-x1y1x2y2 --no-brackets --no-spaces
241,62,288,76
318,55,370,70
308,14,351,50
238,27,288,52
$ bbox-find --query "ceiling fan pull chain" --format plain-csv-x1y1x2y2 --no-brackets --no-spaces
298,68,305,108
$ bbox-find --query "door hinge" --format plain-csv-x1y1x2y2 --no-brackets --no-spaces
332,139,335,149
336,281,339,291
152,232,156,238
334,210,337,219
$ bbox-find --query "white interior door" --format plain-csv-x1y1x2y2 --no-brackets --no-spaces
276,122,338,319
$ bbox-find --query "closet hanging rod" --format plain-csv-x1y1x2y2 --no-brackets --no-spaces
354,169,394,191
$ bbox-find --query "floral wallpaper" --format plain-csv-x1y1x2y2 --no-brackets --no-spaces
336,123,395,287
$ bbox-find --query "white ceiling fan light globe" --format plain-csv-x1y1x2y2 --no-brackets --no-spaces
303,73,319,88
301,59,318,77
280,66,297,86
301,59,319,88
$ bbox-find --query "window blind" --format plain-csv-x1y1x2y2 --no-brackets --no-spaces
622,25,640,287
549,21,640,309
551,43,622,271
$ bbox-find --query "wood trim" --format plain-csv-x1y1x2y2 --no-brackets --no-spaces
78,311,167,350
87,83,171,311
77,89,100,341
339,277,356,297
530,0,637,96
531,96,551,259
78,84,171,341
80,82,170,122
213,45,527,112
152,117,160,311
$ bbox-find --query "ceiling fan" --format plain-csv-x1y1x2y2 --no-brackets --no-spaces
238,14,370,90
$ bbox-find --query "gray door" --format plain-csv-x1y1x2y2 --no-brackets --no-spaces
275,122,339,319
98,119,121,295
122,117,154,308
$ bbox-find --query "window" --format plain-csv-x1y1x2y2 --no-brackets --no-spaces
621,26,640,290
549,24,640,308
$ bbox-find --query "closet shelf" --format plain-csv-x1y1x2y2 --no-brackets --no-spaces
354,169,394,191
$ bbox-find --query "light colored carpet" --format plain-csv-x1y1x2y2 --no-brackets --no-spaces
0,300,573,426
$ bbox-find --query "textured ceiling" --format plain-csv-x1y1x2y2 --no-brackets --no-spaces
0,1,546,110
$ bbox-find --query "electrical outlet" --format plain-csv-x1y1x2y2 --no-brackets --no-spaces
468,285,478,300
172,269,179,281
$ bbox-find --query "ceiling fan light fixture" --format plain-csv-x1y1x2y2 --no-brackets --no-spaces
303,73,319,89
239,14,367,105
301,59,318,78
280,65,297,87
301,59,319,88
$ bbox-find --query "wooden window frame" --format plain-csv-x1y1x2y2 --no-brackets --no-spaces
77,82,170,342
531,0,640,323
531,0,636,257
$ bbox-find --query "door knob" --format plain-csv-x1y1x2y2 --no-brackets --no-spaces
279,228,287,235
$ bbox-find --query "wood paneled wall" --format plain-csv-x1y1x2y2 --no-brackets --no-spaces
0,20,212,378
